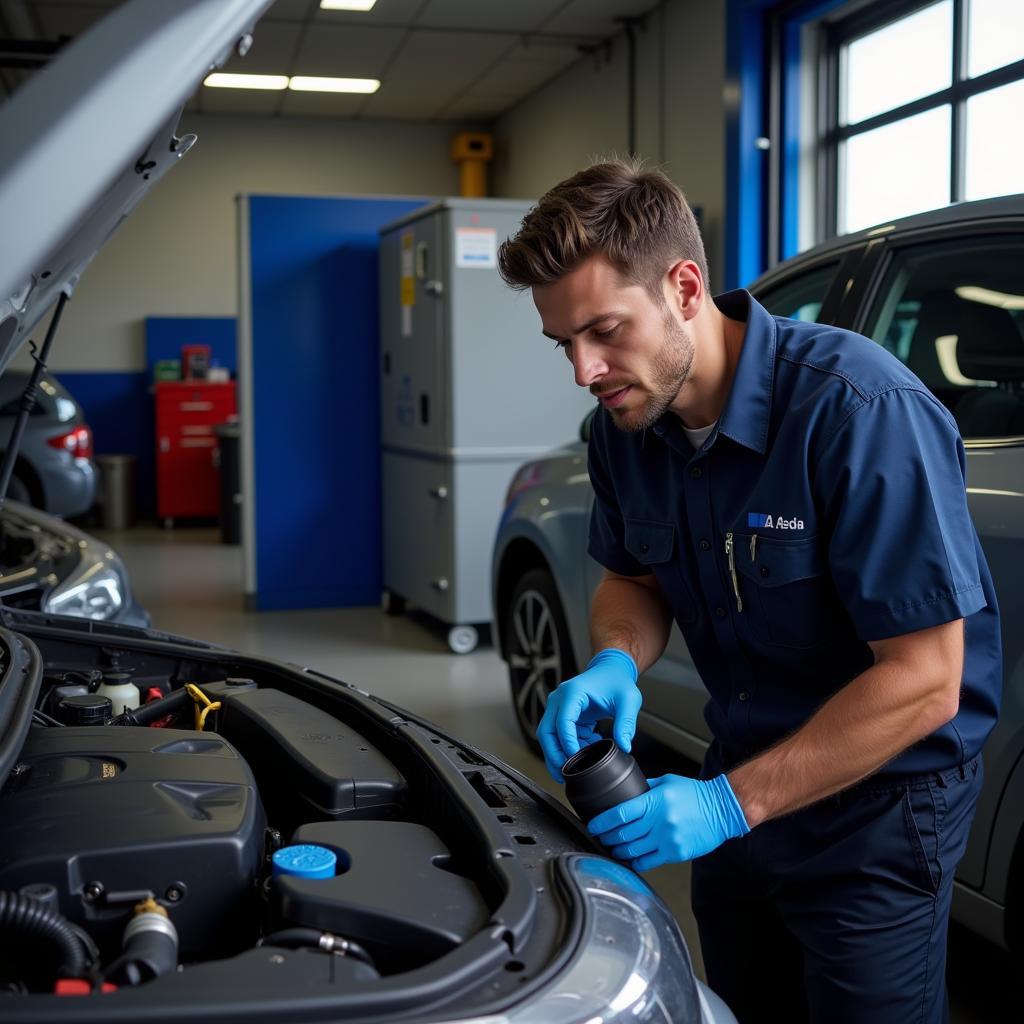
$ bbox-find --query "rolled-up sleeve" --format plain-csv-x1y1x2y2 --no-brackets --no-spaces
815,386,986,640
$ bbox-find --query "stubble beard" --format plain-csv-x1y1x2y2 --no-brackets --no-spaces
609,310,694,433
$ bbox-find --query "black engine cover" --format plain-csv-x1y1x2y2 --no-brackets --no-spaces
0,727,266,957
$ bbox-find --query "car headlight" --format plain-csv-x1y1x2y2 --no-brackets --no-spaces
443,855,730,1024
45,562,125,620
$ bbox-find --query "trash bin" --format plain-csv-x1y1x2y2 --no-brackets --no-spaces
95,454,135,530
214,422,241,545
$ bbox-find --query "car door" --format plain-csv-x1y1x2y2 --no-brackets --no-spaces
631,258,853,762
852,225,1024,892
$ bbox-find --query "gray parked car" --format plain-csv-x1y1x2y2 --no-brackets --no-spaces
492,192,1024,954
0,371,96,516
0,498,148,627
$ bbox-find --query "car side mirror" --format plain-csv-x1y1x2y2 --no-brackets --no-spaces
579,406,597,443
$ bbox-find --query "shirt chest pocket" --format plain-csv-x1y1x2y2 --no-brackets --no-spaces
623,519,697,624
733,534,837,649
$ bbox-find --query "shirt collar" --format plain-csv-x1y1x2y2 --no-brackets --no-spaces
711,288,776,455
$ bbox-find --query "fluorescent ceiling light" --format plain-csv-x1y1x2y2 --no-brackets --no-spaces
289,76,380,94
955,285,1024,310
204,73,288,90
320,1,377,10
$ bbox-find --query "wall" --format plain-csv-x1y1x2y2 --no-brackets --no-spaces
492,0,727,291
23,114,467,376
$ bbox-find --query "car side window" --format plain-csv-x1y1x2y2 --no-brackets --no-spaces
755,263,838,322
864,237,1024,439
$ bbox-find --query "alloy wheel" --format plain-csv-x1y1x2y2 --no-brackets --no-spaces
508,586,563,736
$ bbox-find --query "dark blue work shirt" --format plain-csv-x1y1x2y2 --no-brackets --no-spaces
588,290,1001,776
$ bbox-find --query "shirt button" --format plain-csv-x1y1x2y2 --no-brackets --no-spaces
715,606,727,618
738,691,750,702
699,539,711,552
640,543,650,554
690,466,703,479
760,566,770,577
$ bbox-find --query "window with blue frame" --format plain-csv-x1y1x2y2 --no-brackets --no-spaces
823,0,1024,235
726,0,1023,282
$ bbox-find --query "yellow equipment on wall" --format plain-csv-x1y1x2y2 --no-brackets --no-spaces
450,132,493,197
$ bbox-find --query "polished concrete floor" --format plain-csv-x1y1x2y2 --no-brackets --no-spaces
97,525,1015,1022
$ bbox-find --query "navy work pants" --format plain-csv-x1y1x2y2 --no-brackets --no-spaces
692,753,983,1023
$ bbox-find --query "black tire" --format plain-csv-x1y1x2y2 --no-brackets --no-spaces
381,590,406,616
504,567,577,753
5,473,31,507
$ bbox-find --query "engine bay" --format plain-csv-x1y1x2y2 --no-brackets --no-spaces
1,723,266,965
0,617,589,1020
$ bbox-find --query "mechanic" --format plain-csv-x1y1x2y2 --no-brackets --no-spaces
496,158,1002,1023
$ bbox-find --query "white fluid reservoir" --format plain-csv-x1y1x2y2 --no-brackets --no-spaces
96,673,138,716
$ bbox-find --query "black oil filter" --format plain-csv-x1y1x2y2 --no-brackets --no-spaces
562,738,649,823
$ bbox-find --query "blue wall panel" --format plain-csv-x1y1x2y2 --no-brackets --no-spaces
725,0,772,290
247,195,427,611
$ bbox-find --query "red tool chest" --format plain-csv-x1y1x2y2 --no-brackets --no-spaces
155,380,236,523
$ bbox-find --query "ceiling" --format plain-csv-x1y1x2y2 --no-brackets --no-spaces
0,0,657,121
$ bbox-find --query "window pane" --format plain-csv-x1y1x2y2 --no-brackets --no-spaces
968,0,1024,78
965,80,1024,201
864,238,1024,438
843,1,952,125
755,263,838,322
841,107,951,233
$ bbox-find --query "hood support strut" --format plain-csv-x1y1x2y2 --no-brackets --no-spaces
0,289,68,517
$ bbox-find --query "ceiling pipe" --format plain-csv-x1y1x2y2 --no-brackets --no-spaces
615,15,646,157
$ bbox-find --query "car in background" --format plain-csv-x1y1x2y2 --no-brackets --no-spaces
492,193,1024,955
0,498,148,627
0,3,735,1021
0,371,96,516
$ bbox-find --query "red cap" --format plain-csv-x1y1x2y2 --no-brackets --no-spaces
55,979,117,995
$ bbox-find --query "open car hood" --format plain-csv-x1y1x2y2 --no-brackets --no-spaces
0,0,274,374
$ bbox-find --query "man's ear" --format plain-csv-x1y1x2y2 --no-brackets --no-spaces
663,260,704,322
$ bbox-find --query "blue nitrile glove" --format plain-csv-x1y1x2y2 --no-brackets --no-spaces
588,774,750,871
537,648,641,783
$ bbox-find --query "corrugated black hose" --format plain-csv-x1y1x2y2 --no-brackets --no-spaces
0,891,89,978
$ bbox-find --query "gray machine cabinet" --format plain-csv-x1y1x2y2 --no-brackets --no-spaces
379,198,593,653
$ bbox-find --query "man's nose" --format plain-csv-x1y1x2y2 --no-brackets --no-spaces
571,338,607,389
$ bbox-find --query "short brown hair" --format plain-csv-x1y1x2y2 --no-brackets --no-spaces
498,156,709,298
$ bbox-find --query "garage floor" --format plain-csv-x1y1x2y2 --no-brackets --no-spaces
97,525,1013,1022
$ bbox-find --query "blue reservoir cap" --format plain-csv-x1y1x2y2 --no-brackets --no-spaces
272,844,337,880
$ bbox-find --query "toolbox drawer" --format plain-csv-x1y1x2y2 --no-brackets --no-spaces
155,381,236,520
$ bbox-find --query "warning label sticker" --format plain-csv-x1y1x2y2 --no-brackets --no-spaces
400,231,415,305
455,226,497,269
400,231,415,336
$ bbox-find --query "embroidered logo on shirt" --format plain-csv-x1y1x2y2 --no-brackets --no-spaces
747,512,805,530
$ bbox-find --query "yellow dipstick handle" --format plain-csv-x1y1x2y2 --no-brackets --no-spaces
184,683,222,732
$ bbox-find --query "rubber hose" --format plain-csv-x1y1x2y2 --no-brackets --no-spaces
261,927,374,965
0,891,88,978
